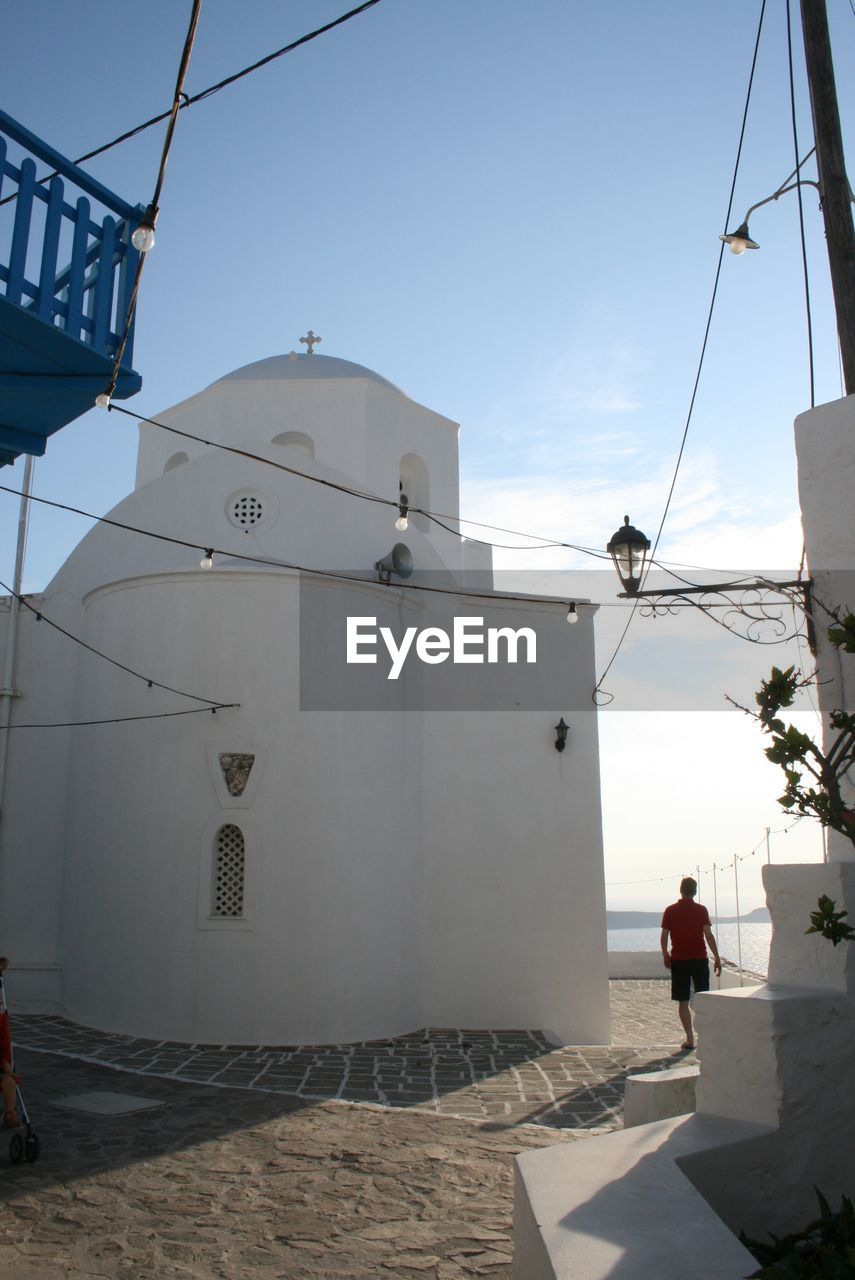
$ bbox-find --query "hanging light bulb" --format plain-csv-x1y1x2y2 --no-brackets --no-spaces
566,602,579,624
200,549,214,570
95,392,111,409
395,495,409,532
131,203,159,253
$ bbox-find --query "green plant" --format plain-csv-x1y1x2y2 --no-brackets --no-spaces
806,894,855,947
730,607,855,948
728,609,855,852
740,1189,855,1278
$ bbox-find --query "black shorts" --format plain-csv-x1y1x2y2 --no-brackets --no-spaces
670,958,710,1002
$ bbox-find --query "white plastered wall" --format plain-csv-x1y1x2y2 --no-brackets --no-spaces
0,357,609,1045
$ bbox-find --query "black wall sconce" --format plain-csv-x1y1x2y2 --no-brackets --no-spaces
554,717,569,753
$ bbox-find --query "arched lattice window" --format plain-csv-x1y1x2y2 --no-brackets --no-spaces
213,824,245,917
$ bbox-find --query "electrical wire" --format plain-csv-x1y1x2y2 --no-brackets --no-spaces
1,2,383,204
103,404,809,574
104,0,203,401
108,403,614,559
4,706,236,731
0,481,808,619
0,575,231,707
0,482,589,612
592,0,768,706
785,0,816,408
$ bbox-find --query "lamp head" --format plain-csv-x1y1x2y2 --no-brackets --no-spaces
607,515,651,595
720,221,759,255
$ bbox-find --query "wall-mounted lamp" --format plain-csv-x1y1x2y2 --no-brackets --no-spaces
554,717,569,752
606,516,816,650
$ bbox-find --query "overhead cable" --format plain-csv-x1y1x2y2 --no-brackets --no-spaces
785,0,816,407
4,706,238,731
592,0,768,705
104,0,203,401
0,575,232,707
4,1,383,201
108,403,613,559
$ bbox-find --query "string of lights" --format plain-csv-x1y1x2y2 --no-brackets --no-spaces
591,0,768,706
0,2,383,209
0,482,602,613
107,404,614,559
0,481,806,625
0,574,232,708
101,0,203,403
605,816,805,886
106,404,802,578
4,706,237,732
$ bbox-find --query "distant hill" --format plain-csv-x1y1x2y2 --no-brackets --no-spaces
607,906,770,928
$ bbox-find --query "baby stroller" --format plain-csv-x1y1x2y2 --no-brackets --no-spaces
0,967,39,1164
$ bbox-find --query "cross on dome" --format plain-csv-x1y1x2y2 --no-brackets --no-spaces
300,330,322,354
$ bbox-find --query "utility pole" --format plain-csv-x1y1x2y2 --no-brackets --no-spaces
800,0,855,395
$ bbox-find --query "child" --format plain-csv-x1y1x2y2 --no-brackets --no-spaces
0,956,20,1128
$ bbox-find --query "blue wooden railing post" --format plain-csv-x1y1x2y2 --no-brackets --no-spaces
37,176,65,322
7,157,36,305
65,197,90,339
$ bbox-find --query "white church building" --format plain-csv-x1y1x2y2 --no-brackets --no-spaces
0,349,609,1046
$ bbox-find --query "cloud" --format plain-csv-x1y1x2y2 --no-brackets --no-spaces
468,338,650,478
459,448,804,577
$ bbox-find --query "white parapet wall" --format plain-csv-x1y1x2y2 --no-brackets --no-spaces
608,952,760,988
513,1115,763,1280
518,863,855,1275
794,393,855,861
624,1064,700,1129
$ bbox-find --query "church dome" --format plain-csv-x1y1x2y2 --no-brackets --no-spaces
215,352,405,395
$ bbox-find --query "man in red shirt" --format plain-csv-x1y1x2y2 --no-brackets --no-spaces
660,877,722,1050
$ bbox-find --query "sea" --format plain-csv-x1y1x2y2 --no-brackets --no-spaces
607,922,772,978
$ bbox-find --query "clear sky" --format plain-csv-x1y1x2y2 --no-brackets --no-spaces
3,1,853,911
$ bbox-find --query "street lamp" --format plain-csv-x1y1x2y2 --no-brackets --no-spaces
720,177,820,256
606,516,651,595
606,515,816,651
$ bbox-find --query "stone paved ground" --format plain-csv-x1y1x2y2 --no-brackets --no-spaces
0,981,691,1279
11,982,687,1132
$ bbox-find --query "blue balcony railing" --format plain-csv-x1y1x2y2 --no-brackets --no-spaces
0,109,144,366
0,110,146,464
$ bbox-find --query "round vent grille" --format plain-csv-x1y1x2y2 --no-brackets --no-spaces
226,489,273,532
232,494,263,526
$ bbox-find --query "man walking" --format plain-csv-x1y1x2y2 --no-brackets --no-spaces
661,877,722,1050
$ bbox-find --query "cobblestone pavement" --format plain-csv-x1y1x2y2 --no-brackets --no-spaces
12,982,688,1132
0,982,692,1279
